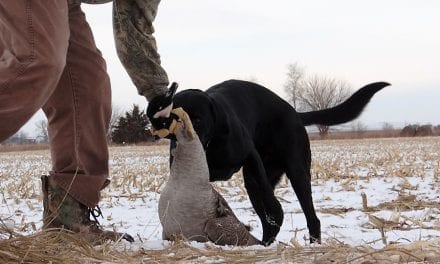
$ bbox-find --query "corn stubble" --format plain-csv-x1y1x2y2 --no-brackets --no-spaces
0,137,439,263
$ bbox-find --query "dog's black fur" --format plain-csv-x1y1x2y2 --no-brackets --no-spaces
170,79,389,245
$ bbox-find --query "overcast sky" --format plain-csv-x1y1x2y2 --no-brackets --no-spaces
22,0,440,135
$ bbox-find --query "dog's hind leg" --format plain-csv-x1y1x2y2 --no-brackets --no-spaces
285,149,321,243
243,149,284,245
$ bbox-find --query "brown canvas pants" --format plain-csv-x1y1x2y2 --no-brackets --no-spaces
0,0,111,208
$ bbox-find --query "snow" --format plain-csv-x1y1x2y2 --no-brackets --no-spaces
1,137,439,251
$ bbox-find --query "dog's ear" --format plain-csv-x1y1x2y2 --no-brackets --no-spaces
147,82,179,120
166,82,178,99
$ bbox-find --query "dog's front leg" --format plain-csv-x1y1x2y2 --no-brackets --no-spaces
243,149,283,246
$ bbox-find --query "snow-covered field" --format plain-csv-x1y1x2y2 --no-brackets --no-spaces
1,137,439,260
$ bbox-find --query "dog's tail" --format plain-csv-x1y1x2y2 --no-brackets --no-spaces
299,82,390,126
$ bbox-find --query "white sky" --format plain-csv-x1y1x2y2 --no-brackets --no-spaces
22,0,440,135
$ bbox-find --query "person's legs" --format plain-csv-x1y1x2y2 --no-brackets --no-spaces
41,1,133,242
42,1,111,208
1,0,132,243
0,0,69,141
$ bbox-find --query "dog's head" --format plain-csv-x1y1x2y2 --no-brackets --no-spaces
173,89,217,149
146,83,178,134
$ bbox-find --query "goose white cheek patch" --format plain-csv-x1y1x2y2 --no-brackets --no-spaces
153,103,173,118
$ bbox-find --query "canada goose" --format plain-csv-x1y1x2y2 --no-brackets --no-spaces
158,110,260,246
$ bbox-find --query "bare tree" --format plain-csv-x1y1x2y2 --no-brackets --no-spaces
298,75,351,111
283,63,305,109
381,122,394,131
351,120,368,136
35,119,49,143
284,63,353,137
297,75,352,136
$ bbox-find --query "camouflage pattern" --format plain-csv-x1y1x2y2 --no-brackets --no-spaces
113,0,169,101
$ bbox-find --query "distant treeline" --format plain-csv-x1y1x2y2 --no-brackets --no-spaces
308,124,440,140
400,124,440,137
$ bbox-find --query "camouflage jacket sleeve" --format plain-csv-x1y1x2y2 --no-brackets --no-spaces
112,0,169,102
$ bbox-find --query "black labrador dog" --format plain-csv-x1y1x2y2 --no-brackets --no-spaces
158,80,389,245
